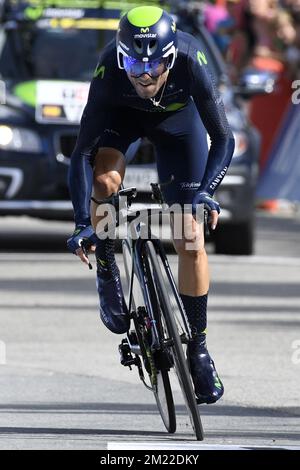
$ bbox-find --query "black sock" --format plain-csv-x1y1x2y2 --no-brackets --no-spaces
180,293,208,338
95,238,119,280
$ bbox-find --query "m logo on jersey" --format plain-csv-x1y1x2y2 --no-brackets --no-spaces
94,64,105,79
140,27,150,33
197,51,208,66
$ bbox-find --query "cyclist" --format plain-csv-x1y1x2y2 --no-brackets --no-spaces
67,5,235,405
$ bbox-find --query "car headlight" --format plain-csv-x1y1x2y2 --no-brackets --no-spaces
207,131,249,159
232,131,248,158
0,125,43,153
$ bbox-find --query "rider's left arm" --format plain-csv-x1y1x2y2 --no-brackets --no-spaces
187,43,235,196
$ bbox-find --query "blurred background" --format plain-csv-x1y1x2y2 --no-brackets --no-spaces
0,0,300,450
0,0,299,255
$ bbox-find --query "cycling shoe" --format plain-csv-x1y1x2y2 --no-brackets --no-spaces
96,269,130,335
187,334,224,404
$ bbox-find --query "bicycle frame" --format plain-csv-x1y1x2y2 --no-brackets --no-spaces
124,207,192,354
89,189,194,346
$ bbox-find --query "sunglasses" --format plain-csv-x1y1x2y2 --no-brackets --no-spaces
123,56,169,78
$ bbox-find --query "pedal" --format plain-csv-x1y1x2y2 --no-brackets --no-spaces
118,339,137,369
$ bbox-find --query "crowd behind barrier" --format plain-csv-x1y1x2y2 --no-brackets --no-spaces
171,0,300,203
173,0,300,80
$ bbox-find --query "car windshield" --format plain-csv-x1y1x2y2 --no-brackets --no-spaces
0,25,115,81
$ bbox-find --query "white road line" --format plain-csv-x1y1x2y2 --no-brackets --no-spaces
107,442,300,451
0,253,300,266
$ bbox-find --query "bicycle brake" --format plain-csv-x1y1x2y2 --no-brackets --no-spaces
80,239,93,270
204,209,210,238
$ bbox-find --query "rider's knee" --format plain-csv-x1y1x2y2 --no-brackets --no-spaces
172,213,205,257
173,235,205,258
93,147,125,199
94,171,122,197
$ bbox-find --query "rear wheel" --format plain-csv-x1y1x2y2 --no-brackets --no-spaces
122,239,176,434
144,241,204,441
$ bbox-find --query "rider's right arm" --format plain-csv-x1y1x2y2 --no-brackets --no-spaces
68,72,112,227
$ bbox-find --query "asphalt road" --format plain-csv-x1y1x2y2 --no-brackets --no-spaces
0,211,300,450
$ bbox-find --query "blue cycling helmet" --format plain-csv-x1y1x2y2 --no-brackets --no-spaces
117,5,178,75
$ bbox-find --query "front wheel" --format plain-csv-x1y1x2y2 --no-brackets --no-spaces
122,239,176,434
144,241,204,441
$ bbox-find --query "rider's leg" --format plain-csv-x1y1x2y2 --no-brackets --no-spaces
91,147,125,227
92,147,130,334
172,213,224,404
147,100,224,403
172,213,209,337
174,213,209,296
172,213,209,335
147,101,210,339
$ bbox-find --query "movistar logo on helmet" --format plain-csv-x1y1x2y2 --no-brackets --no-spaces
140,27,150,33
134,33,157,39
